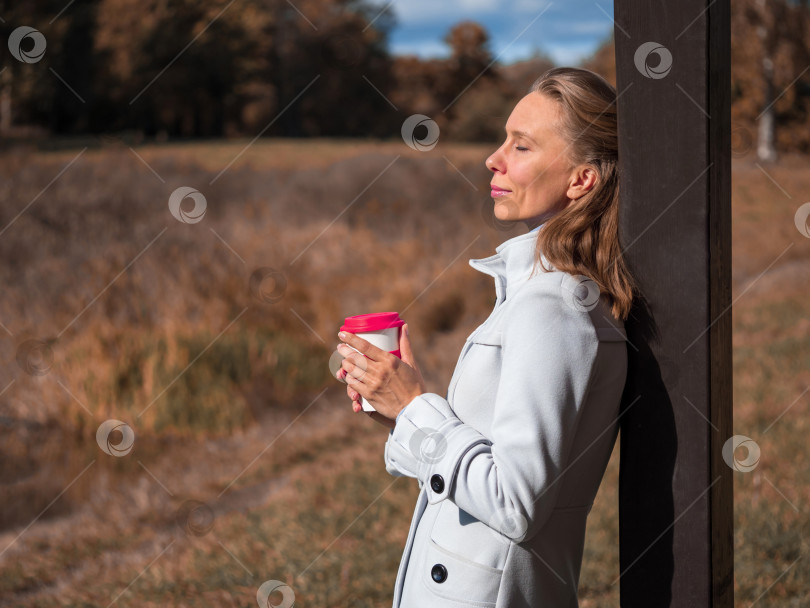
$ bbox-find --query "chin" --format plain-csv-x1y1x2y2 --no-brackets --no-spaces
493,200,520,221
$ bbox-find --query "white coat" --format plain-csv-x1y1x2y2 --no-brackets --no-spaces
383,224,628,607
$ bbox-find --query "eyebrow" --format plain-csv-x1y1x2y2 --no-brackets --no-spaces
506,129,537,143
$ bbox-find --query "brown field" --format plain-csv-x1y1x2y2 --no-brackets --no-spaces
0,138,808,607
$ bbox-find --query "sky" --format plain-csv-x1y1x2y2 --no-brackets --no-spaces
367,0,615,66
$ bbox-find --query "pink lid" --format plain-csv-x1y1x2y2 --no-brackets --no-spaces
340,311,404,333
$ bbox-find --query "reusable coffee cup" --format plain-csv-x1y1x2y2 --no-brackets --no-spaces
339,311,405,412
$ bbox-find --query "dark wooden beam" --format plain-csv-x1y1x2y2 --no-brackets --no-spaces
612,1,733,606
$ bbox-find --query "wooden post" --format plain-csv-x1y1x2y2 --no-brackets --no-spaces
612,1,733,606
0,70,11,134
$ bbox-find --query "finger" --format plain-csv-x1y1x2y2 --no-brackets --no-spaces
398,322,417,368
335,358,352,382
344,371,362,391
342,356,371,383
338,331,386,362
398,325,425,390
340,355,367,383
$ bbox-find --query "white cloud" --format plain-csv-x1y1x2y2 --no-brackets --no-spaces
370,0,604,65
544,41,598,65
371,0,546,24
458,0,503,11
513,0,551,13
389,36,543,64
389,37,583,66
379,0,472,23
389,40,451,58
492,41,538,64
567,20,613,35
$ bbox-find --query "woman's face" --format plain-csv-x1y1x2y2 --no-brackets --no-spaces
486,92,592,230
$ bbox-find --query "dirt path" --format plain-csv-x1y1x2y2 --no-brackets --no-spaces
0,389,394,605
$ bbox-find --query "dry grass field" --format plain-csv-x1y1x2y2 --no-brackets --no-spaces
0,138,808,607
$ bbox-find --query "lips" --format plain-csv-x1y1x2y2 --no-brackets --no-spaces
490,185,511,197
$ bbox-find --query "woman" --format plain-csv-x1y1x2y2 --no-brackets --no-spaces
336,67,638,607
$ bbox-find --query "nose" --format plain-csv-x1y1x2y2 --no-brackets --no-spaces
486,147,504,173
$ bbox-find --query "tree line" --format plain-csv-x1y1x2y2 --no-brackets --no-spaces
0,0,529,141
1,0,809,153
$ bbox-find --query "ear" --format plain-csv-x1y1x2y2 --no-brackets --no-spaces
567,164,598,199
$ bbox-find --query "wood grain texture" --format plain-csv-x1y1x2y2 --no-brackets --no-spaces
612,0,733,606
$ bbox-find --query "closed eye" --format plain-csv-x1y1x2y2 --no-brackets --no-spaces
515,146,529,151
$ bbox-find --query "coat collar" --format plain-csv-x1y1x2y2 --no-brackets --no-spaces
468,223,554,304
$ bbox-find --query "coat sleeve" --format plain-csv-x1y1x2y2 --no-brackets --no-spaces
384,405,425,489
383,282,600,543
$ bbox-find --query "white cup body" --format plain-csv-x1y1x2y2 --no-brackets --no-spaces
345,326,400,412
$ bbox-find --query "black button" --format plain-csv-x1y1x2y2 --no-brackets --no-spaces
431,563,448,583
430,474,444,493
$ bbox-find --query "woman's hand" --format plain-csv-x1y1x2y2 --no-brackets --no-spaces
337,323,427,428
346,384,395,429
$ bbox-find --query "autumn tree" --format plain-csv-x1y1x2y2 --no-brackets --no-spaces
255,0,398,138
0,0,102,134
733,0,810,157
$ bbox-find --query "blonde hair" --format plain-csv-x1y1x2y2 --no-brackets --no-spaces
528,67,638,322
